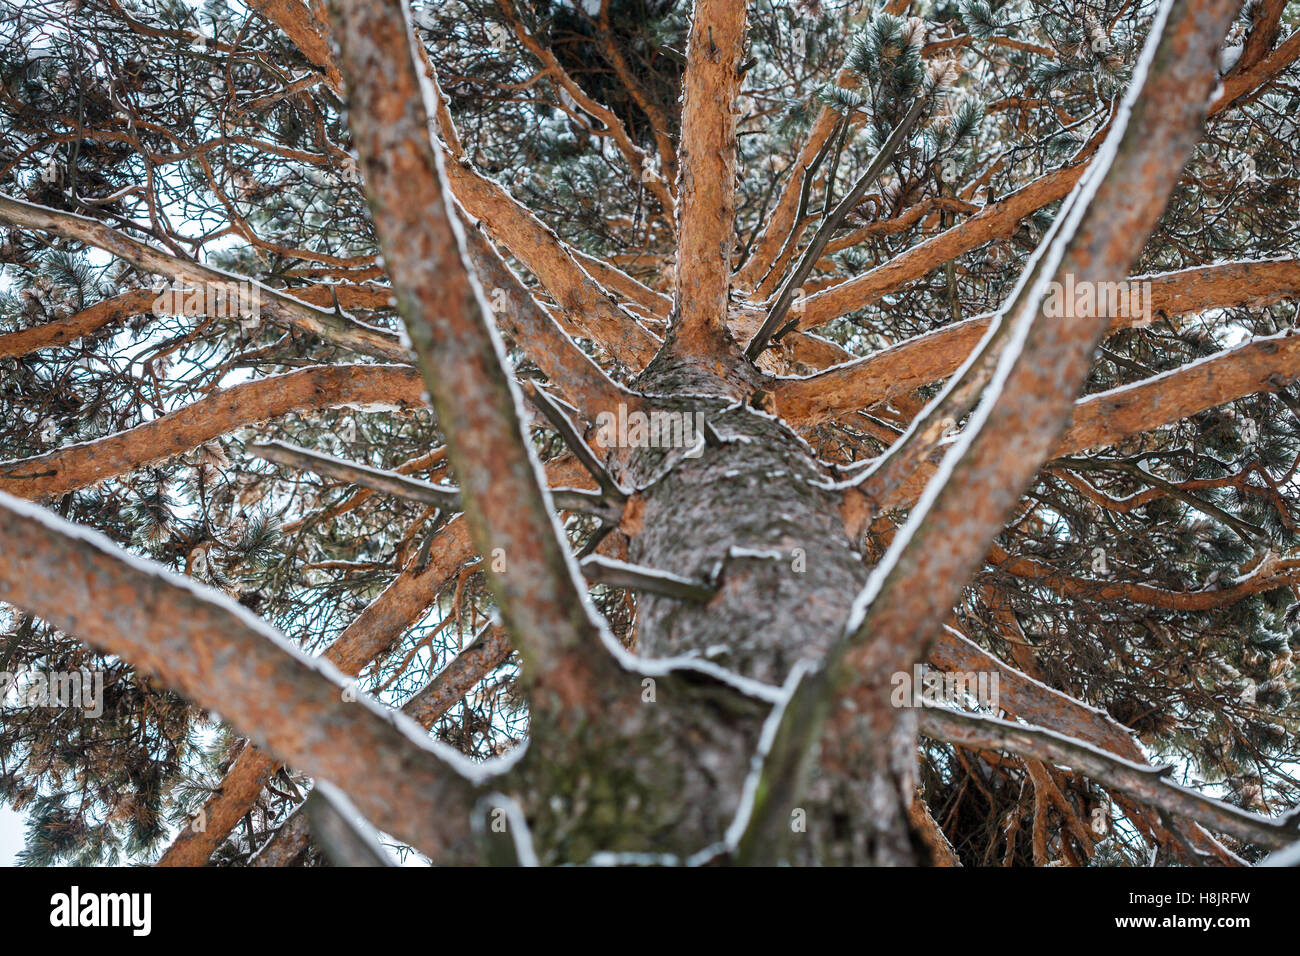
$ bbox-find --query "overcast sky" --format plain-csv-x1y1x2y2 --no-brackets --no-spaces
0,803,24,865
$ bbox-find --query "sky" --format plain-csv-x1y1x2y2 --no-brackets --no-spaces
0,802,24,865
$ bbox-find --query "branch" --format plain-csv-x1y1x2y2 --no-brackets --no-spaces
403,623,514,727
799,47,1294,332
989,541,1300,611
670,0,749,362
854,327,1300,517
0,289,154,358
772,258,1300,428
303,783,396,866
523,384,625,502
0,492,482,860
251,439,618,521
930,625,1146,761
442,149,662,372
745,95,927,361
1058,455,1264,543
156,512,481,866
797,160,1088,328
251,440,460,509
738,0,1241,864
249,0,663,371
496,0,676,224
1059,328,1300,454
918,707,1298,851
456,211,633,420
1235,0,1287,72
930,621,1241,864
595,0,679,187
835,0,1238,714
0,194,406,362
571,248,671,319
579,554,716,603
252,623,514,866
733,71,853,293
248,0,343,91
160,449,599,866
328,0,620,711
1213,27,1300,111
0,364,424,499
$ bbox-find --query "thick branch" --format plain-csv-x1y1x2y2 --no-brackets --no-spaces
773,258,1300,428
1059,328,1300,453
797,162,1087,328
0,493,482,860
1212,27,1300,111
155,513,478,866
865,328,1300,516
329,0,618,714
251,623,514,866
670,0,748,361
741,0,1241,864
160,451,596,866
840,0,1239,685
0,289,154,358
0,364,424,499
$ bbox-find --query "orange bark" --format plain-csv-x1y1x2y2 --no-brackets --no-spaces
774,258,1300,428
670,0,749,362
0,290,155,358
158,452,595,865
0,195,405,361
330,0,617,719
0,365,424,499
157,517,475,865
0,495,479,861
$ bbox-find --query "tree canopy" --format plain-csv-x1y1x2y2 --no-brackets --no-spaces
0,0,1297,867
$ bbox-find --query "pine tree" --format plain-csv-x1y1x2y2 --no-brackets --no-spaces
0,0,1296,866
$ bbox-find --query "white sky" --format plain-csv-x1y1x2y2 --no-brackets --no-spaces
0,802,24,865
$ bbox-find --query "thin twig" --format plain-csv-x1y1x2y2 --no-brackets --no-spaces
746,96,927,359
580,554,716,603
251,440,618,520
524,381,626,500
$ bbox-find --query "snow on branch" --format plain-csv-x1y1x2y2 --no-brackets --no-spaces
918,707,1299,851
771,258,1300,428
0,194,407,361
328,0,624,716
0,491,484,860
0,365,425,500
251,439,619,520
734,0,1243,865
